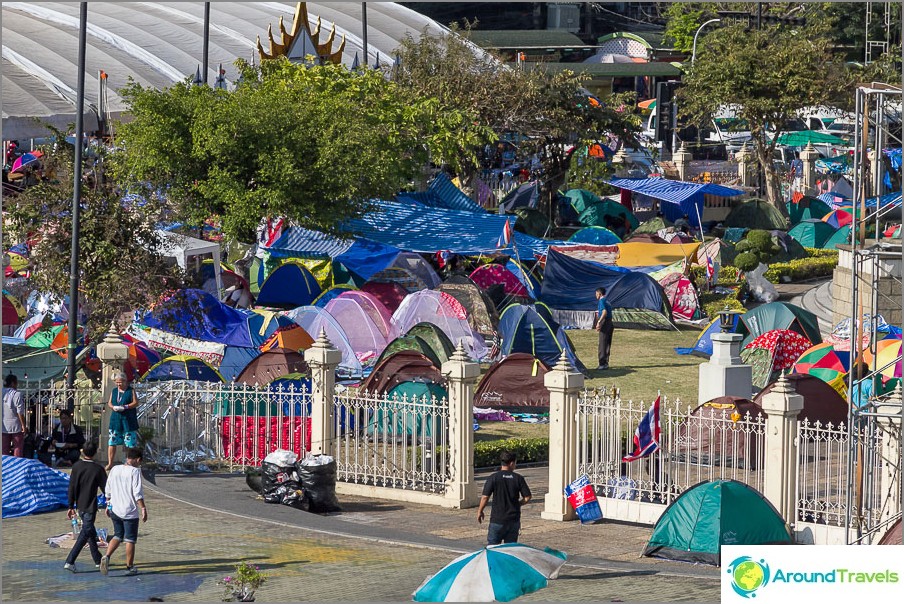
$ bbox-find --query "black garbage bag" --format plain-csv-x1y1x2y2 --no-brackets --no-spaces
296,455,341,513
245,467,263,494
261,461,309,510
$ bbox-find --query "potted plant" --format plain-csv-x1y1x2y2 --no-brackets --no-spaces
220,561,267,602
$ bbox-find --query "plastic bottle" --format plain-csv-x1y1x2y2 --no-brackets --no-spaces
51,453,57,467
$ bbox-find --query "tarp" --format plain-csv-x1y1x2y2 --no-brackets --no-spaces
606,177,744,227
616,242,700,267
139,289,254,348
540,249,670,316
395,172,484,213
1,456,70,518
788,220,838,248
499,181,540,213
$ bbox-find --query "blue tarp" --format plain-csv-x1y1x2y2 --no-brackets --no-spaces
606,177,744,227
2,456,69,518
540,249,671,318
264,228,401,282
395,174,484,213
140,289,254,347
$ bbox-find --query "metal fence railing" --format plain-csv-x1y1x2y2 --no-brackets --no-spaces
19,383,102,444
333,389,450,494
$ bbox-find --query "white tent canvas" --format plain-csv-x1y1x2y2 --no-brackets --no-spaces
155,230,223,296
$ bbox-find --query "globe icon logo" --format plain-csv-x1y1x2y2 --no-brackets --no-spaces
727,556,770,598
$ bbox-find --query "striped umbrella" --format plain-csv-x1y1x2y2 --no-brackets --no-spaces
413,544,567,602
863,338,903,380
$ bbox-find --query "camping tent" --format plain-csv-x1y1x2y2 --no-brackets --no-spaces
283,306,363,378
377,335,445,368
693,239,736,270
142,355,225,383
406,323,456,367
358,350,445,395
823,225,852,249
658,273,701,321
258,324,315,353
312,284,358,308
674,397,765,468
391,290,488,361
788,220,838,248
505,259,541,299
577,199,639,232
769,230,808,262
568,226,622,245
513,207,551,238
255,262,322,309
389,252,442,289
470,264,532,299
724,199,789,230
437,281,500,338
642,479,793,565
368,381,449,438
155,229,223,295
324,296,391,366
368,266,429,293
474,353,551,408
753,374,848,426
626,233,669,244
675,315,740,357
361,281,408,314
499,181,540,213
564,189,601,214
786,197,832,225
497,304,585,372
633,215,673,234
234,348,308,386
335,290,396,340
738,302,822,347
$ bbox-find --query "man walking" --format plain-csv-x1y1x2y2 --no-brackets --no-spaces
595,287,614,370
476,451,531,545
100,447,147,576
64,441,107,572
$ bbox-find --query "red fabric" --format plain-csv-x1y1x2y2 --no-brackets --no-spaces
221,416,311,465
620,188,633,212
791,191,804,204
744,329,813,371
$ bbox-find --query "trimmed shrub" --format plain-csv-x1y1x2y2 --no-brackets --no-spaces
474,438,549,468
734,251,760,272
764,255,838,283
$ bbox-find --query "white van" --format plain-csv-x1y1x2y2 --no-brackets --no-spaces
641,104,751,156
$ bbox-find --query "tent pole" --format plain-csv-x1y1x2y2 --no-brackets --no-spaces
693,198,705,243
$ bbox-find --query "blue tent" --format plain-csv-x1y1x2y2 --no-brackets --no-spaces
540,249,671,318
140,289,255,347
263,228,401,282
606,177,744,226
675,315,740,357
2,456,70,518
218,345,261,382
497,304,586,373
568,226,622,245
312,285,357,308
243,310,296,348
505,259,541,299
255,262,322,309
499,181,540,213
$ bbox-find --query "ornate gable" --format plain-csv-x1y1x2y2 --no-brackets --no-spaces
257,2,346,65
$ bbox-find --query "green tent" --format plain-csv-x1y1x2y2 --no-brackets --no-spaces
823,225,852,249
633,215,673,235
788,220,838,248
769,231,807,262
740,347,778,390
724,199,789,230
377,335,444,368
564,188,601,214
406,323,455,366
786,197,832,225
577,199,640,230
642,480,793,565
738,302,822,347
513,207,551,238
369,381,449,437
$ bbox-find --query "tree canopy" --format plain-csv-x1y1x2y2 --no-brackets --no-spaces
114,57,491,241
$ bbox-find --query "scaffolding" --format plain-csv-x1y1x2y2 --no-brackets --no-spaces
845,83,903,543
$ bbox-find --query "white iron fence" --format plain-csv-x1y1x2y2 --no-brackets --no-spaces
18,382,102,445
333,389,451,494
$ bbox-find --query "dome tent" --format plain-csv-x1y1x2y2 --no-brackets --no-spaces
724,199,789,231
497,304,586,373
470,264,532,299
335,290,395,340
568,226,622,245
368,381,449,438
283,306,362,378
738,302,822,348
142,355,225,383
255,262,322,309
391,290,488,361
474,353,551,408
234,348,308,387
324,296,391,366
376,335,445,369
788,220,838,248
358,350,444,395
437,280,500,339
406,323,455,367
360,281,408,314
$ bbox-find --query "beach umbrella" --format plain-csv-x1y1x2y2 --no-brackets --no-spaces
142,355,225,383
10,151,43,173
822,208,854,229
413,543,567,602
863,339,903,380
792,343,854,396
124,342,161,381
744,329,813,371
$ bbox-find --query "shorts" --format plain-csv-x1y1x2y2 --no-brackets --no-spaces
487,521,520,545
110,511,140,544
108,429,139,447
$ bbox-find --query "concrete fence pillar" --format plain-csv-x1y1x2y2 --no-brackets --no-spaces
442,342,481,509
304,329,341,455
698,332,752,403
736,143,753,187
611,148,631,178
541,351,585,521
96,325,128,465
875,384,902,525
800,143,819,195
760,375,804,526
673,142,692,182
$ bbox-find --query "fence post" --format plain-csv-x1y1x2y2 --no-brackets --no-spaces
674,142,692,182
875,383,902,526
95,325,128,465
441,342,481,508
759,375,804,527
541,351,585,521
737,143,752,187
304,329,341,455
800,142,819,195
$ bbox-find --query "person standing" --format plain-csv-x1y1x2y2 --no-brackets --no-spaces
476,451,532,545
106,372,139,471
595,287,614,370
64,441,107,573
2,374,27,457
101,447,147,576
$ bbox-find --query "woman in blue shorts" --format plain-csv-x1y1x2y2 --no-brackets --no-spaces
106,372,139,471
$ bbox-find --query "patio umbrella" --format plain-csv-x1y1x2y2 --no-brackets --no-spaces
822,208,854,229
862,338,903,380
10,151,43,173
413,543,567,602
124,341,161,381
774,131,846,146
2,290,25,326
792,343,853,397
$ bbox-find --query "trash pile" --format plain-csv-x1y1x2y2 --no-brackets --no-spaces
253,449,341,513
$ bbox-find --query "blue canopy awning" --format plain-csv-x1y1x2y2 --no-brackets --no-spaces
606,177,745,226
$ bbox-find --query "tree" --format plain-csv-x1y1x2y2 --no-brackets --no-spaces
114,57,490,242
394,24,641,220
678,18,850,209
4,136,180,340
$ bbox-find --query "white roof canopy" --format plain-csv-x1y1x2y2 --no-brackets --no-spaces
155,229,223,295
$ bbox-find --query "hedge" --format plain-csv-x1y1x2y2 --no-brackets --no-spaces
474,438,549,468
764,252,838,283
689,265,743,284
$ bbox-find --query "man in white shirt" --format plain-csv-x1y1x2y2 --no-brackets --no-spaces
100,447,148,576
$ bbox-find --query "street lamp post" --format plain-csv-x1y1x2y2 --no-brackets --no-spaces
202,2,210,84
691,19,722,64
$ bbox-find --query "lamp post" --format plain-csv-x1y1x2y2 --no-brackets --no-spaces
202,2,210,84
691,19,722,64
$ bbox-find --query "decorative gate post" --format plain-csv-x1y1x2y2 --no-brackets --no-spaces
875,384,902,526
96,326,128,465
760,375,804,526
304,329,341,455
541,351,584,521
442,342,481,508
674,142,692,182
736,143,753,187
800,142,819,195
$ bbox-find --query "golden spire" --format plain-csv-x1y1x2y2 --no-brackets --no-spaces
257,2,345,65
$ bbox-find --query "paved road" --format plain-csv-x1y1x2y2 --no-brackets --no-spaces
2,465,721,602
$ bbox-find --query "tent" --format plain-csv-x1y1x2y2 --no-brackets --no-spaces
499,181,540,213
391,290,488,361
377,335,445,368
823,225,852,249
564,189,601,214
474,353,551,408
497,304,585,372
786,197,832,226
234,348,308,386
243,310,299,348
2,290,25,326
216,345,261,383
642,479,793,565
879,518,902,545
283,306,363,378
513,207,551,238
658,273,701,321
139,289,255,348
142,355,225,383
724,199,789,230
358,350,445,395
633,215,673,234
389,252,442,289
406,323,456,367
577,199,639,231
255,262,322,309
769,230,807,262
568,226,622,245
675,314,740,357
788,220,838,248
505,259,541,299
155,229,223,295
470,264,532,298
368,266,429,293
361,281,408,314
1,455,70,518
738,302,822,347
693,239,736,269
335,290,396,340
312,284,358,308
674,397,765,468
753,374,848,426
626,233,669,244
324,296,391,366
437,281,500,339
368,381,449,438
605,177,744,227
258,324,315,353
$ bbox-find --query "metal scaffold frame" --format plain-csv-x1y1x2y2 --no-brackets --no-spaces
846,83,903,543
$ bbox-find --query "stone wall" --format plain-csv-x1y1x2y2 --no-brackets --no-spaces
832,264,902,326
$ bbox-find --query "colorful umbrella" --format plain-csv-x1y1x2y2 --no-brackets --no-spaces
637,98,656,110
884,224,901,239
822,208,854,229
792,343,853,397
10,150,43,173
413,544,567,602
141,355,225,383
744,329,813,371
125,341,161,381
2,290,25,326
862,339,903,380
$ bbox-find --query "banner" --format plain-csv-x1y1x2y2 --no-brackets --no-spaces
564,474,603,524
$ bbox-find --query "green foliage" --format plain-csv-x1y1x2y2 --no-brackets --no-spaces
115,57,491,241
565,150,618,197
689,264,743,283
663,3,711,53
734,229,780,269
220,561,267,602
699,290,746,320
764,255,838,283
474,438,549,468
805,247,841,259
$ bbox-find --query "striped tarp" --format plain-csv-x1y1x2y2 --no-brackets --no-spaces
606,177,744,226
1,455,70,518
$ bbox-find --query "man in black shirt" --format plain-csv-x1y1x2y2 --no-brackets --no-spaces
64,441,107,573
39,409,85,467
476,451,532,545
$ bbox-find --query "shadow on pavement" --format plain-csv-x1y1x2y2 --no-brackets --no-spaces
560,570,658,581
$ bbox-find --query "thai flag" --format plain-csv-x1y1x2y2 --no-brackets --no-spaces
705,255,715,286
496,219,513,248
623,395,661,462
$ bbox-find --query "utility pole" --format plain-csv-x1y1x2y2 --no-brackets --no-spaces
202,2,210,84
66,1,88,402
361,3,368,68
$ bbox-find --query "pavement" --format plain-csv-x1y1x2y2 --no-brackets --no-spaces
785,278,835,336
2,465,721,603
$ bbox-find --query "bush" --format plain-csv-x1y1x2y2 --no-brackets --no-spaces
700,295,746,321
804,247,839,259
734,251,760,272
474,438,549,468
689,264,743,284
764,255,838,283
